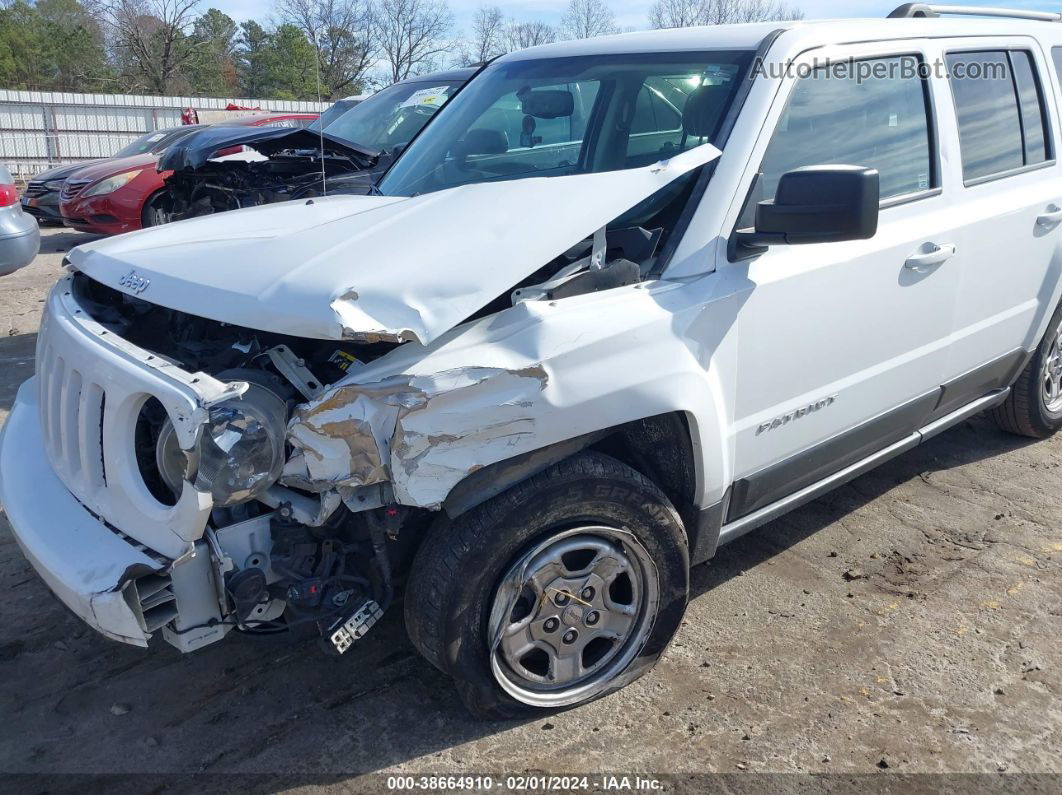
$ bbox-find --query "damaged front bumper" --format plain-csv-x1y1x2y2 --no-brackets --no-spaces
0,379,164,645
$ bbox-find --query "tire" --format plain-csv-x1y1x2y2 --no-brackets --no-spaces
140,191,171,228
404,451,689,719
991,301,1062,439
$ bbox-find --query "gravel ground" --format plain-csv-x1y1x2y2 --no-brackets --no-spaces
1,228,1060,787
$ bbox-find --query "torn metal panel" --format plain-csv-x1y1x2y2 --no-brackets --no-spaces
283,365,549,503
284,375,423,489
67,144,720,347
390,366,549,507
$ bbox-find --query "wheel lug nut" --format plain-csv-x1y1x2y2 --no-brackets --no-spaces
585,610,600,626
581,587,594,601
554,592,570,606
562,629,578,644
543,617,559,632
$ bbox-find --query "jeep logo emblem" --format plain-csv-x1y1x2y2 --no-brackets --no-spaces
118,270,150,295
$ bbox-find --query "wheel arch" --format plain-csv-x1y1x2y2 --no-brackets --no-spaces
441,410,722,562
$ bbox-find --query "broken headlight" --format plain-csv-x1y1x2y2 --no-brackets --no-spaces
157,381,288,507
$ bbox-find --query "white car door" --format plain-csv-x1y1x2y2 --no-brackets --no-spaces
933,40,1062,415
720,44,959,523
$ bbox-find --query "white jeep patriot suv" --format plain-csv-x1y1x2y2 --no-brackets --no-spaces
3,4,1062,717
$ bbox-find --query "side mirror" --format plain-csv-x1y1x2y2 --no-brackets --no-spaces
738,165,880,248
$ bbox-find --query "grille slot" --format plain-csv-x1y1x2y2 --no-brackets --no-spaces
37,347,106,496
24,181,48,198
60,178,90,202
130,574,179,632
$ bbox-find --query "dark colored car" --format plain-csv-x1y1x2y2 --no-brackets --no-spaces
20,127,206,225
60,114,318,236
156,68,475,223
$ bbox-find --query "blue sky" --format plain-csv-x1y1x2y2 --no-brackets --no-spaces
210,0,1062,34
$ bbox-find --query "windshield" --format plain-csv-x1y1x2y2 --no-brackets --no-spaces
314,98,362,130
316,78,465,154
114,127,199,157
378,51,752,197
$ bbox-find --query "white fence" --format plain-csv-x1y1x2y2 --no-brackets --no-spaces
0,89,329,181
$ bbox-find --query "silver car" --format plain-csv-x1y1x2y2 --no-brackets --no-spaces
0,164,41,276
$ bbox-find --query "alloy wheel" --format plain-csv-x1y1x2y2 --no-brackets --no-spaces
489,527,659,708
1044,322,1062,413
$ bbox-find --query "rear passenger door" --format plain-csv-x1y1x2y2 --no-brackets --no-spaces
936,42,1062,414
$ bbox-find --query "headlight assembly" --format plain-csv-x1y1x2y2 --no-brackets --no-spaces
156,378,288,507
82,169,143,198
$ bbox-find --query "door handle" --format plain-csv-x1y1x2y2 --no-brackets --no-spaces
1037,205,1062,228
905,243,956,271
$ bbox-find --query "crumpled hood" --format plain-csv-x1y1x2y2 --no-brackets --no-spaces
157,126,376,172
68,143,721,346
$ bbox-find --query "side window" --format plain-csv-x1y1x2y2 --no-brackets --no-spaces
625,73,724,165
946,50,1050,183
740,55,934,229
630,87,657,135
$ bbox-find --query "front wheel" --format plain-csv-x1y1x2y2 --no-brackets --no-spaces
404,451,689,719
140,191,172,228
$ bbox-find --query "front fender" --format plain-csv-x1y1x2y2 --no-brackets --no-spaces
285,272,745,513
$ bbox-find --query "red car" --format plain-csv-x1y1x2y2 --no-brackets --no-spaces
60,113,318,235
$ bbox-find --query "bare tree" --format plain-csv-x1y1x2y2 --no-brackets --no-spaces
97,0,204,94
505,21,557,52
468,4,505,63
454,12,557,66
724,0,804,23
560,0,617,40
650,0,803,28
374,0,454,83
648,0,702,28
276,0,376,97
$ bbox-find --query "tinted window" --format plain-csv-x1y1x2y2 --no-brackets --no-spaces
947,51,1049,182
742,55,933,227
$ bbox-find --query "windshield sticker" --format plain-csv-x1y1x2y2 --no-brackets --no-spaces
400,87,450,109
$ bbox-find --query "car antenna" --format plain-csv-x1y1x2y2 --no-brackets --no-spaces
311,30,327,197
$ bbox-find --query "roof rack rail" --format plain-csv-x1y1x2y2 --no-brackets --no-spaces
889,3,1062,22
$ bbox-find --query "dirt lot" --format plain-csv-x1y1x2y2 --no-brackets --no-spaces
1,228,1061,785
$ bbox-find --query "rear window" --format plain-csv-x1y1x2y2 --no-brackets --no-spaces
946,50,1051,183
1052,46,1062,86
